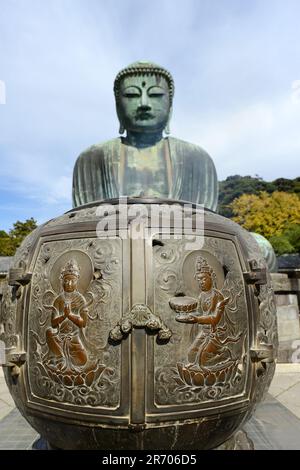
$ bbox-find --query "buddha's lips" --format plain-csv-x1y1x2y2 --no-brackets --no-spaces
135,112,155,120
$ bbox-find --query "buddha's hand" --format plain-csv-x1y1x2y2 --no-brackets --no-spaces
64,302,71,317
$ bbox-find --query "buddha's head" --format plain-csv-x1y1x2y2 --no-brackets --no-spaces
194,257,216,292
114,61,174,136
60,259,80,293
195,272,213,292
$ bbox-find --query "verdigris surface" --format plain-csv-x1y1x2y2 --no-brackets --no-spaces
0,200,278,450
72,61,218,211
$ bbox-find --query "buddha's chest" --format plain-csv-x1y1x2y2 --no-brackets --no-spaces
120,143,171,197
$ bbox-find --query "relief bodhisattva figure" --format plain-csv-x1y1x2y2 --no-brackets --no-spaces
40,258,106,388
45,259,88,373
170,257,243,388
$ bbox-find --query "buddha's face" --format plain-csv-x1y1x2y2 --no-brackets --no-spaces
117,74,171,133
196,272,213,292
63,274,78,293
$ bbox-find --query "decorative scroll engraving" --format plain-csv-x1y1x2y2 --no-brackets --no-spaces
109,303,172,341
14,229,38,268
236,228,278,403
252,281,278,403
154,237,248,405
0,229,39,352
0,282,19,350
29,239,122,408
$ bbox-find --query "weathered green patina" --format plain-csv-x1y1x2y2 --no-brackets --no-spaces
251,232,278,273
72,61,218,210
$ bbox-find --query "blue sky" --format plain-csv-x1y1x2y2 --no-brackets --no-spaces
0,0,300,231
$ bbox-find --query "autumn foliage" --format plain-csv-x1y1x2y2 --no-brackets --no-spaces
230,191,300,238
230,191,300,254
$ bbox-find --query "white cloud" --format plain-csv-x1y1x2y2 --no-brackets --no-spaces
1,0,300,231
173,87,300,181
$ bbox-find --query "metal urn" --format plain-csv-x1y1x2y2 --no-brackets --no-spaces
0,199,278,450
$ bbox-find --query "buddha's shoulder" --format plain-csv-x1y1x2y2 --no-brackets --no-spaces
75,138,121,163
168,136,212,161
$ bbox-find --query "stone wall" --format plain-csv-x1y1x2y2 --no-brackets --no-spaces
0,277,7,297
271,273,300,363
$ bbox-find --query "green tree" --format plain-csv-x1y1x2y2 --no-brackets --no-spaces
9,218,37,244
0,229,14,256
282,224,300,254
218,175,274,217
0,218,37,256
268,235,295,256
272,177,300,194
218,175,300,217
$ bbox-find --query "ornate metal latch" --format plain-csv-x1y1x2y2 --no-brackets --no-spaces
250,342,275,377
5,351,27,366
2,351,27,377
243,259,267,286
8,268,32,299
8,268,32,287
250,344,275,363
109,304,172,342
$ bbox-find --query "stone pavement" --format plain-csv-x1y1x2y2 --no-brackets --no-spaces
0,369,38,450
268,363,300,418
0,364,300,450
0,368,15,420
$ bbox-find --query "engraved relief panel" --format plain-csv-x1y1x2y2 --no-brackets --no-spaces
152,235,249,407
0,229,39,352
241,229,278,404
0,282,19,350
27,237,122,409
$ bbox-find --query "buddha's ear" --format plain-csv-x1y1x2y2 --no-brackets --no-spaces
117,114,125,135
115,101,125,135
164,105,173,135
119,122,125,135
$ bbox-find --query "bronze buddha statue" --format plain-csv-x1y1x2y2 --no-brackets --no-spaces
1,61,278,452
72,61,218,210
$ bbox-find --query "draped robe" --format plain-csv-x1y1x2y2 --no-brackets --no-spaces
72,137,218,211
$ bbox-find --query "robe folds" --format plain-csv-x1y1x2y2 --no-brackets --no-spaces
72,137,218,211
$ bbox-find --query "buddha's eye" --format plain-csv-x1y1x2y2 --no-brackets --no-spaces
123,92,140,98
148,86,166,97
122,87,141,98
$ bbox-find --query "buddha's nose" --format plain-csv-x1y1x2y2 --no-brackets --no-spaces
139,92,151,110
